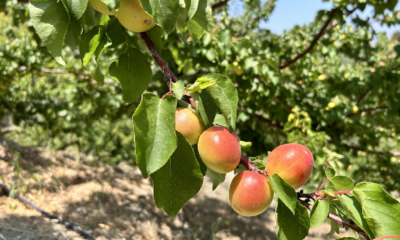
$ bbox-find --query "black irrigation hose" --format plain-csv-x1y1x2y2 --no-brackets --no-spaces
0,182,95,240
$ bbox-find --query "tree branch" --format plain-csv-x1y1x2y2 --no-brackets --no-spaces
18,66,122,92
211,0,229,10
140,32,178,83
297,193,370,240
279,9,337,69
357,86,372,105
255,114,284,130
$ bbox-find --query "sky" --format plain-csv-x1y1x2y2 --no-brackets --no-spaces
230,0,400,38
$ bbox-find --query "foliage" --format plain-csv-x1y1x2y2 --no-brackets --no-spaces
2,0,400,239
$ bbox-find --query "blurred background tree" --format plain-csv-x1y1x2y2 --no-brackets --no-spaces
1,0,400,191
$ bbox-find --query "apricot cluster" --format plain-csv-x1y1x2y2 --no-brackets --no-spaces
174,107,314,217
89,0,155,32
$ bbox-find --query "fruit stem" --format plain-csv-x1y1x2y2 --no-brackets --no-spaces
240,155,268,177
316,178,329,193
333,190,352,195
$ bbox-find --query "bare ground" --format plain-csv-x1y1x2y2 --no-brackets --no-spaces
0,137,355,240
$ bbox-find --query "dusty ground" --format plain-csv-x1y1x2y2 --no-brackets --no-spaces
0,137,355,240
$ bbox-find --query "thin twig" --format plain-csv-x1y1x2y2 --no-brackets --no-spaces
357,86,372,105
0,182,95,240
240,155,268,177
211,0,229,10
255,114,284,130
279,9,337,69
298,197,370,240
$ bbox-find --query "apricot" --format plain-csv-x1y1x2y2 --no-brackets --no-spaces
117,0,156,32
198,126,241,173
89,0,117,15
175,107,205,145
229,171,274,216
266,143,314,189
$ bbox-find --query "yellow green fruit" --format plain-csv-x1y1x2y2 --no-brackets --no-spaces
117,0,156,33
175,107,205,145
89,0,117,15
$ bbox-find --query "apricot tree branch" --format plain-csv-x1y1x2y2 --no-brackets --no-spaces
18,66,122,92
297,193,370,240
211,0,229,10
0,182,95,240
357,86,373,105
140,32,178,83
279,8,337,69
240,155,268,177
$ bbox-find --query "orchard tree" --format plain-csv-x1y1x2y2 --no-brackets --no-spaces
2,0,400,239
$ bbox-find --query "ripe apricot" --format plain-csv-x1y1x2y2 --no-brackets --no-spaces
117,0,156,32
175,107,205,145
198,126,241,173
89,0,117,15
229,171,274,216
266,143,314,189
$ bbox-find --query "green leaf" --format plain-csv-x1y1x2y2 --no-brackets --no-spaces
213,114,228,127
337,194,375,239
29,0,70,65
79,25,112,68
310,200,329,228
132,93,177,178
107,17,125,48
325,167,336,178
151,132,203,218
84,4,103,26
252,159,265,170
276,200,310,240
146,25,164,53
240,141,252,153
176,0,199,32
193,144,207,176
64,20,83,48
329,176,354,191
270,174,297,214
187,0,210,43
326,218,340,236
141,0,180,33
94,65,104,85
203,74,238,130
353,182,400,238
187,77,216,93
206,168,225,190
100,0,120,11
171,80,185,100
109,48,152,103
65,0,88,21
192,89,218,128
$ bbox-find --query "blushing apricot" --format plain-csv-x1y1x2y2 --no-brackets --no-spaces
117,0,156,33
266,143,314,189
89,0,117,15
198,126,241,173
175,107,205,145
229,171,274,217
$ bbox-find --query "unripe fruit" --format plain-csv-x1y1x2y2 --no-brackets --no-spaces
89,0,117,15
266,143,313,189
175,107,205,145
229,171,274,217
198,126,241,173
352,106,359,114
117,0,156,33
